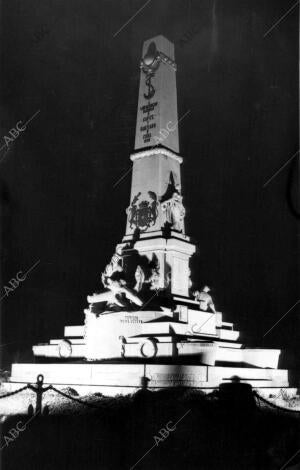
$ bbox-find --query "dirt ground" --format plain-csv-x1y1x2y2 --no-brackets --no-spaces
0,388,300,470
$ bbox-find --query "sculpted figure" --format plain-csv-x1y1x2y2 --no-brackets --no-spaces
134,265,145,292
87,276,143,309
193,286,216,313
161,192,185,232
188,267,192,290
148,269,160,290
101,251,124,288
148,191,159,223
148,266,160,291
126,192,141,229
86,248,143,313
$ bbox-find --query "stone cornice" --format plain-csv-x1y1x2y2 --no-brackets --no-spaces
130,147,183,164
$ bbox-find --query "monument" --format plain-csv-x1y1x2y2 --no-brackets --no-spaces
7,36,299,397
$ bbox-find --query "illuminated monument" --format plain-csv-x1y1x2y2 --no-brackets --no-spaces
9,36,299,396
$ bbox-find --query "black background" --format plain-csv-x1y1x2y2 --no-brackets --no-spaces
0,0,299,367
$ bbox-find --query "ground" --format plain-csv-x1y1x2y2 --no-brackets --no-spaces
0,388,300,469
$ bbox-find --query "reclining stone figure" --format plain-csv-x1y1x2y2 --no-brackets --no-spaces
85,249,143,314
87,275,143,311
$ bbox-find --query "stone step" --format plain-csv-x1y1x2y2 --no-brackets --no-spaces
221,321,234,330
215,347,281,369
33,343,85,358
217,328,240,341
34,335,281,369
9,363,296,397
123,340,281,368
214,341,242,349
50,338,84,345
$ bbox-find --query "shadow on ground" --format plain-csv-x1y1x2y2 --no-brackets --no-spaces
1,388,300,470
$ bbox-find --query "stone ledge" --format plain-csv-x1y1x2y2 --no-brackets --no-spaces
130,147,183,164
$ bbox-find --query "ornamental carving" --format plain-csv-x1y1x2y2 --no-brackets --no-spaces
140,41,177,101
127,191,158,231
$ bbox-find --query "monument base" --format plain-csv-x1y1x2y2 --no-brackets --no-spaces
21,304,299,402
31,308,284,370
7,362,300,398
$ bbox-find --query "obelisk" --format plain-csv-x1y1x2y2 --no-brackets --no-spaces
134,35,179,153
118,35,195,298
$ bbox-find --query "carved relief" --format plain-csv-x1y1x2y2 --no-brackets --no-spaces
140,42,160,100
127,191,159,231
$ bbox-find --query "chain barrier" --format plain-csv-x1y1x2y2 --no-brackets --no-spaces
49,385,107,410
0,375,108,414
1,376,299,415
254,391,300,414
0,385,30,399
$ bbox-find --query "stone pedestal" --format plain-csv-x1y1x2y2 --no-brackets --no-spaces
8,362,298,399
118,235,195,297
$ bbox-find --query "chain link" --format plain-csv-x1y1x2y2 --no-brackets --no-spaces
254,391,300,414
0,384,30,399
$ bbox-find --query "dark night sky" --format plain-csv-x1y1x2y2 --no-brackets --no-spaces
0,0,299,367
